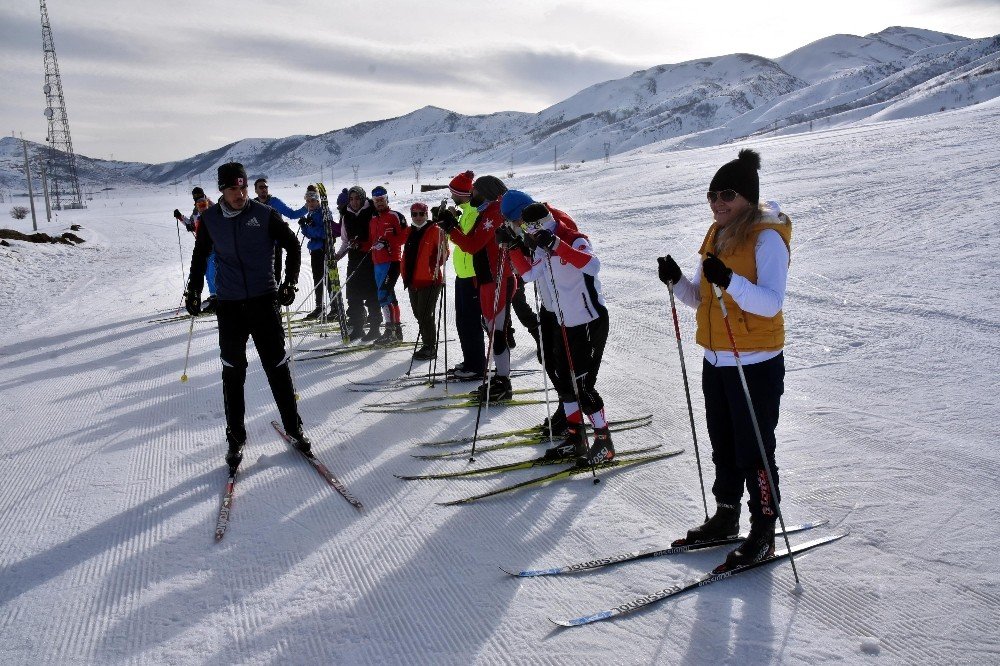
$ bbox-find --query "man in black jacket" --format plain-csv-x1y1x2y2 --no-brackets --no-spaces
185,162,310,472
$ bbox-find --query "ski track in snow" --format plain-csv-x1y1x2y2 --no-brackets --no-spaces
1,102,999,664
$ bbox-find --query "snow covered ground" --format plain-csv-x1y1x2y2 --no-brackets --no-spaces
1,99,998,664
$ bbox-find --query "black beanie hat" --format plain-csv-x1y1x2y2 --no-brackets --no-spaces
191,186,205,201
472,175,508,203
217,162,248,191
709,149,761,205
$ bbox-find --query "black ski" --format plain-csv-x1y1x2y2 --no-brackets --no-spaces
549,532,849,627
271,421,363,510
397,445,663,480
413,417,654,460
500,519,829,577
349,368,538,392
415,415,654,450
214,469,238,542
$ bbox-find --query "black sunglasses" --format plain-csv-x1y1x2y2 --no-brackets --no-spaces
707,189,739,204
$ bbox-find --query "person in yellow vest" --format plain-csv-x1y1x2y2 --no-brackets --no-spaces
657,148,792,571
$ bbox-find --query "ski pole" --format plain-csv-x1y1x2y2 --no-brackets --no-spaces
711,284,799,585
667,280,710,522
469,247,509,462
441,230,449,395
285,305,299,401
544,252,599,483
533,283,555,446
175,219,187,315
180,314,195,382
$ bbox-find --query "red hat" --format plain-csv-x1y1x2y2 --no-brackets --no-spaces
449,170,474,198
410,202,428,213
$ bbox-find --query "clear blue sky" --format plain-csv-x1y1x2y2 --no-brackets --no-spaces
2,0,997,163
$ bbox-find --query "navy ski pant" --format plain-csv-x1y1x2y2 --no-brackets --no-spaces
702,353,784,522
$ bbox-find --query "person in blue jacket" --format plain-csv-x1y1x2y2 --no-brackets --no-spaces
254,177,305,284
297,184,329,319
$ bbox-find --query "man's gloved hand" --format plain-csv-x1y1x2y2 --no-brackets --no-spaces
531,228,558,252
437,207,460,233
298,217,309,228
173,209,183,220
703,252,733,289
494,225,521,248
277,282,296,306
184,290,201,317
657,255,682,286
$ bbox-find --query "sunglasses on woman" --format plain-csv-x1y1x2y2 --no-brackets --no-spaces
707,189,739,203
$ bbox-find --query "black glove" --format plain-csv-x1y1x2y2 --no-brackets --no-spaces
437,207,460,233
703,253,733,289
531,229,558,252
494,225,520,248
184,290,201,317
173,208,183,220
298,217,309,228
657,255,682,286
277,282,297,306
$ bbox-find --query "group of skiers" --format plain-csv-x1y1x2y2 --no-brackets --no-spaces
180,146,791,569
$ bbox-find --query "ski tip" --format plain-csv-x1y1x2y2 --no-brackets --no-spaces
498,566,517,576
548,617,575,628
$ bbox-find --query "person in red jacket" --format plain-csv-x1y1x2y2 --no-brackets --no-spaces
437,175,514,401
369,186,407,344
401,202,448,360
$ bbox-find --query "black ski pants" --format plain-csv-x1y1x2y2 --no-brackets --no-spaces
217,294,301,442
408,285,441,350
540,308,609,416
702,353,784,522
345,250,381,333
310,249,325,310
454,276,485,373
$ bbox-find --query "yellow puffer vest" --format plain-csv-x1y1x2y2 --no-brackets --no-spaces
451,203,477,278
695,218,792,352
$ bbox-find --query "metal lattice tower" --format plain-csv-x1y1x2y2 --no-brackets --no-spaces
40,0,84,210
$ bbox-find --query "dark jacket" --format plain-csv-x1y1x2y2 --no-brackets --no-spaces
188,199,300,300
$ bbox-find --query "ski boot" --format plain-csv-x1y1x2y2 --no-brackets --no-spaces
413,346,437,361
304,306,322,320
373,326,396,346
537,404,567,437
476,375,513,402
542,423,584,461
583,427,615,466
224,427,245,473
392,322,404,342
714,516,775,573
672,503,741,547
286,429,313,455
346,326,366,342
361,326,381,343
201,295,217,315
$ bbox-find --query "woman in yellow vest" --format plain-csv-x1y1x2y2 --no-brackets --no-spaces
657,148,792,571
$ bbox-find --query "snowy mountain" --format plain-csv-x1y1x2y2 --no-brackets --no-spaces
3,26,998,192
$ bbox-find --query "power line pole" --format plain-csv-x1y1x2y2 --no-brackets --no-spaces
603,142,611,163
20,133,39,231
40,0,84,210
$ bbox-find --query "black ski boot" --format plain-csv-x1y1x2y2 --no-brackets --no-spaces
538,404,567,436
304,306,322,320
373,326,395,346
413,346,436,361
715,517,776,572
201,295,217,315
541,439,578,460
361,326,381,343
476,375,513,402
584,426,615,465
225,427,245,473
286,428,312,455
347,326,366,342
672,503,741,547
392,322,403,341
